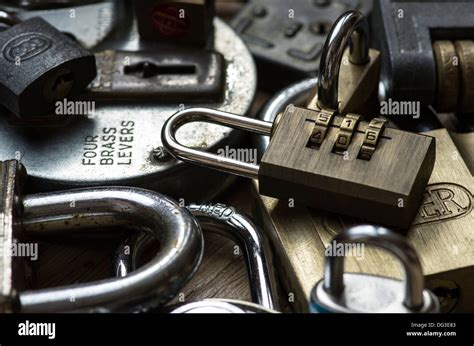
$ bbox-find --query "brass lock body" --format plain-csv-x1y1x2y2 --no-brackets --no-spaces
260,106,435,228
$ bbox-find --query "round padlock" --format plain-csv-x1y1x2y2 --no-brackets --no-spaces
310,225,440,313
0,8,256,201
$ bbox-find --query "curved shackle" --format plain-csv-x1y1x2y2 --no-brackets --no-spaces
317,10,370,110
16,187,204,313
114,203,279,311
324,225,425,310
162,107,273,180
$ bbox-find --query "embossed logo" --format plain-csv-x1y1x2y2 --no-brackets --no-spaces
413,183,472,226
323,183,472,234
2,33,52,62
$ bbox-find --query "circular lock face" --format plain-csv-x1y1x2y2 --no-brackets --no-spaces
0,16,256,200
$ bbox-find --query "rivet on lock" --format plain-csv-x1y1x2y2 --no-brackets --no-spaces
309,225,440,313
0,160,203,313
0,12,97,119
161,11,435,228
114,202,279,313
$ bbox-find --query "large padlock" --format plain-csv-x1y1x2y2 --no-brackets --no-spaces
161,11,435,228
0,160,203,312
0,10,256,202
252,76,474,313
310,225,440,313
0,14,96,119
114,202,280,312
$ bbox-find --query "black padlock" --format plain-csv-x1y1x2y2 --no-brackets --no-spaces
0,17,97,119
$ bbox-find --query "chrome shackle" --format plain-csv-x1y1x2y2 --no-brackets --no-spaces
114,202,279,311
1,160,204,313
310,225,440,313
316,10,369,110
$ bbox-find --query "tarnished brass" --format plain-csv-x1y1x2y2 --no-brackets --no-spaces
259,106,435,228
306,48,380,116
253,129,474,313
359,118,387,160
454,40,474,113
433,41,459,113
308,109,336,147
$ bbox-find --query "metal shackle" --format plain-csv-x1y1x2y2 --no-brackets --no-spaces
115,203,279,311
317,10,369,110
162,107,273,180
0,10,21,26
17,187,204,312
324,226,425,310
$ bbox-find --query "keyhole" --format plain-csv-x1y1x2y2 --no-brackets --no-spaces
124,61,196,78
311,21,332,35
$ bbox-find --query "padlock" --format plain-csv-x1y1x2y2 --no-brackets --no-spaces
309,225,440,313
114,202,279,312
0,15,97,118
134,0,214,47
372,0,474,113
252,76,474,313
161,12,436,228
85,49,225,102
0,12,256,201
231,0,373,91
0,159,203,312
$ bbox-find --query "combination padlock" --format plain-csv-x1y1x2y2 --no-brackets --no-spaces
310,225,440,313
162,11,435,228
0,160,203,312
0,13,96,119
114,202,279,312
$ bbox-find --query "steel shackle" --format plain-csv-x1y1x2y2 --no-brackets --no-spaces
115,203,279,311
323,226,424,309
162,107,273,180
17,187,204,312
317,10,369,110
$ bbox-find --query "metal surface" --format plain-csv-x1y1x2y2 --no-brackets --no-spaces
231,0,372,91
16,187,204,312
372,0,474,106
171,299,278,313
0,17,256,200
115,202,279,311
162,108,271,180
316,10,369,110
310,225,440,313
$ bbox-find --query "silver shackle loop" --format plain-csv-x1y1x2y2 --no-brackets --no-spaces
0,10,21,26
317,10,370,110
17,187,204,313
162,108,273,180
115,203,279,311
325,225,424,310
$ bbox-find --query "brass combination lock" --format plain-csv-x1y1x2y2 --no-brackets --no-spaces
161,12,435,229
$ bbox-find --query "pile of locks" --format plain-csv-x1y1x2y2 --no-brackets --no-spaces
0,0,472,314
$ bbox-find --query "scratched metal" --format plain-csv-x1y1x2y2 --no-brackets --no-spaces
0,15,257,200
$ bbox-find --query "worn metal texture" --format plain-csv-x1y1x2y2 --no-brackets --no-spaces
0,17,257,200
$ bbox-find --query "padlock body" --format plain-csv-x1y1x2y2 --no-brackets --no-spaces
0,17,96,118
259,106,435,228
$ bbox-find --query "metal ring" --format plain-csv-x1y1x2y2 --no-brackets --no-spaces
114,203,279,311
324,225,425,310
0,10,21,26
162,108,273,180
17,187,204,312
317,11,369,110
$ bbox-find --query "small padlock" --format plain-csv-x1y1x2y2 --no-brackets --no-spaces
0,159,203,312
114,202,279,312
0,15,96,118
310,225,440,313
161,11,435,228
